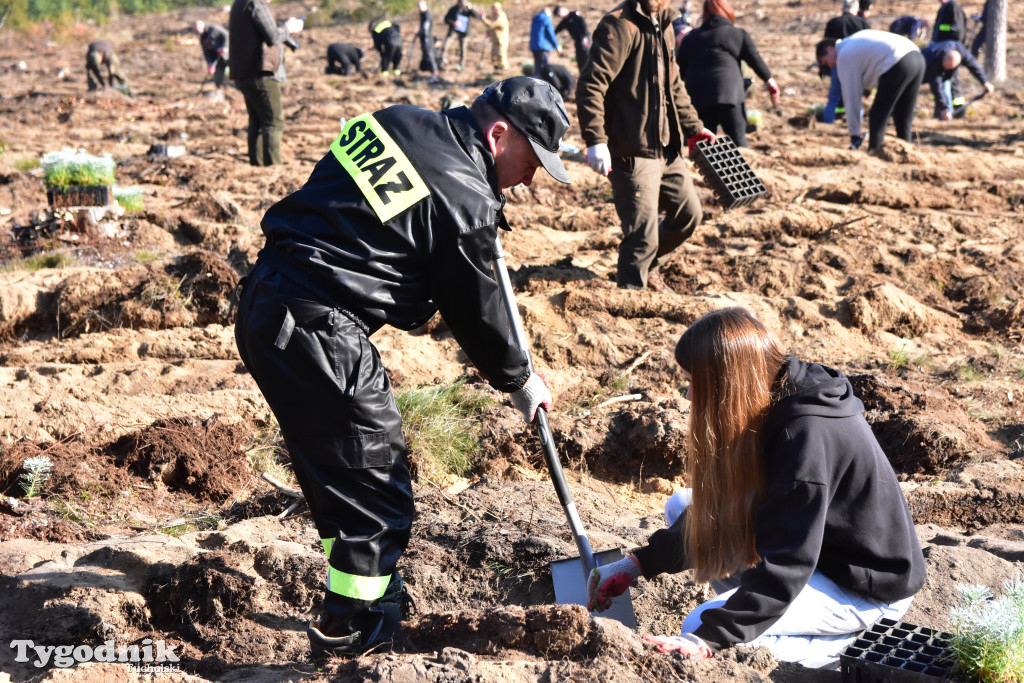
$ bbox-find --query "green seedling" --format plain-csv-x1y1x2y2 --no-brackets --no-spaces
19,455,53,498
41,148,116,189
949,575,1024,683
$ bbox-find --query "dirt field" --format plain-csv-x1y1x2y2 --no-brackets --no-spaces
0,0,1022,680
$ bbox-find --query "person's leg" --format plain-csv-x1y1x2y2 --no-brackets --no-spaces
234,270,414,652
86,53,103,90
214,57,227,87
653,153,702,262
262,78,284,165
892,51,924,140
439,28,453,66
718,103,748,147
532,49,549,77
867,53,917,151
695,104,724,137
681,570,914,668
236,79,262,165
456,32,467,69
609,156,662,289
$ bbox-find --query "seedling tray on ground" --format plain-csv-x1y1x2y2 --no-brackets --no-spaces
692,136,766,209
47,185,112,208
840,618,959,683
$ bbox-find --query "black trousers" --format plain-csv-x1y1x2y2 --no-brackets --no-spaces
697,102,749,147
868,51,925,151
235,264,414,641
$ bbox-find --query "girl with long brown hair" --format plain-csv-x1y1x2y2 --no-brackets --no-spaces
588,307,926,667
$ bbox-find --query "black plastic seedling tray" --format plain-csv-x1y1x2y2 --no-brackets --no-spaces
840,618,959,683
46,185,112,209
692,136,766,210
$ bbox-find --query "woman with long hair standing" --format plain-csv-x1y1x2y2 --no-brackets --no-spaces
588,307,926,667
676,0,779,146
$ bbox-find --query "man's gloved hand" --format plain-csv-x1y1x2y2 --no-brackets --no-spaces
510,373,552,423
208,64,217,75
765,77,780,105
587,554,643,612
849,134,864,150
586,143,611,176
686,128,716,156
642,633,714,658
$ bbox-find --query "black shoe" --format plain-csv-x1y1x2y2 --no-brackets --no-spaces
307,620,368,661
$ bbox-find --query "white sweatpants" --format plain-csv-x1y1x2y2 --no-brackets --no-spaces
664,489,913,669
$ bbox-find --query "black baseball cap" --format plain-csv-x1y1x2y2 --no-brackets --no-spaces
484,76,571,184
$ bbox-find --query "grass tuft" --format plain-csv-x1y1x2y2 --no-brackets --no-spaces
949,574,1024,683
396,380,493,481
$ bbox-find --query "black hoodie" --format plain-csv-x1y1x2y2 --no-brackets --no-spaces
632,356,926,651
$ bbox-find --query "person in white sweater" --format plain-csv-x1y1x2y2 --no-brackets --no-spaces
815,30,924,152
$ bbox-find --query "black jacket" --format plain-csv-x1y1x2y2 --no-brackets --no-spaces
922,39,987,111
933,0,967,42
555,11,591,45
633,357,926,651
327,42,363,69
677,15,771,111
229,0,291,80
824,13,869,39
444,4,475,34
200,24,229,65
256,105,530,393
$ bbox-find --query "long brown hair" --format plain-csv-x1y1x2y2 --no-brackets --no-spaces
702,0,736,24
674,307,786,582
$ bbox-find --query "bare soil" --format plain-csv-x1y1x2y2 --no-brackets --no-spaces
0,0,1022,681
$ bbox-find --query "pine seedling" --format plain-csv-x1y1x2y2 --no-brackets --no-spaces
949,575,1024,683
18,455,54,498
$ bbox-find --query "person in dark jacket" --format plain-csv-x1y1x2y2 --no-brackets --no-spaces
194,21,230,88
921,40,993,119
85,40,129,92
857,0,872,19
577,0,715,293
229,0,303,166
677,0,779,147
970,0,994,58
888,15,929,41
554,6,592,70
588,307,926,668
325,42,364,75
370,19,403,75
931,0,968,111
537,62,576,100
824,0,869,39
820,0,869,124
440,0,476,71
413,0,440,77
234,76,569,661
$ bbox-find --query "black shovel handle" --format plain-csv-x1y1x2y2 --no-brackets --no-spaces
491,235,597,575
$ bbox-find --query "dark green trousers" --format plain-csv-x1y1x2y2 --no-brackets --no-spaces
237,77,284,166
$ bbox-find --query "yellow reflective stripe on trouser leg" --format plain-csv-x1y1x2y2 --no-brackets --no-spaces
952,96,966,106
321,537,392,601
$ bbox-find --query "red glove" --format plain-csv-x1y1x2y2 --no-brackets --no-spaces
587,554,643,612
686,128,716,156
642,633,714,658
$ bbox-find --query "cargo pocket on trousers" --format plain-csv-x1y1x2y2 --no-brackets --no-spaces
334,432,393,469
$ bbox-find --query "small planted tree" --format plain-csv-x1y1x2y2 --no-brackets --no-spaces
949,576,1024,683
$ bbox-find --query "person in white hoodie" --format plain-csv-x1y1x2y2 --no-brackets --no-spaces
815,30,924,152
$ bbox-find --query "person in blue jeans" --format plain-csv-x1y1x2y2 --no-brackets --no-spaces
588,307,925,667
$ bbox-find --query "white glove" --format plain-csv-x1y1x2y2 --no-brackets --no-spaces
510,373,552,423
285,16,304,33
586,143,611,176
587,554,643,612
642,633,713,658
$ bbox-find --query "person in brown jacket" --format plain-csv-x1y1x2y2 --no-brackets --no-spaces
577,0,712,290
576,0,714,293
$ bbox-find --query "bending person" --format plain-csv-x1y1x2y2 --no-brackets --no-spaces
588,307,926,669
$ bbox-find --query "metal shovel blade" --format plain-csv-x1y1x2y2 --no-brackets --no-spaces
550,548,638,630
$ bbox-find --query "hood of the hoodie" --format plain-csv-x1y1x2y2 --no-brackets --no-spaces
761,356,865,441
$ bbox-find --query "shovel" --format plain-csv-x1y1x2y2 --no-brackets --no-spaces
491,234,637,630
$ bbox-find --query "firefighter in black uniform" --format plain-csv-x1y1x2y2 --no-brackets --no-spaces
931,0,968,112
370,18,404,75
234,76,570,660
